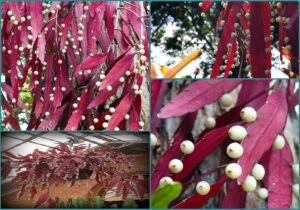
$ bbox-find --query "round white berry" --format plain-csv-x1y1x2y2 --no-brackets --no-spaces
45,112,50,117
242,175,257,192
81,115,86,121
105,115,111,121
292,164,299,178
89,125,95,130
226,142,243,159
125,114,130,120
168,159,183,174
11,98,17,104
102,122,108,128
34,80,39,85
196,181,210,195
220,93,233,107
139,121,145,127
93,118,99,123
251,163,265,180
292,184,299,197
225,163,242,179
159,177,173,185
272,134,285,150
107,85,112,91
151,133,158,148
109,107,115,113
95,81,101,87
256,188,268,199
58,59,63,64
240,107,257,123
119,77,125,83
204,117,216,129
61,87,66,92
72,103,78,109
228,125,247,141
180,140,195,154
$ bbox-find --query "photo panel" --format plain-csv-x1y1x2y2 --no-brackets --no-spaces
151,1,298,79
1,1,150,131
151,79,299,208
1,131,150,208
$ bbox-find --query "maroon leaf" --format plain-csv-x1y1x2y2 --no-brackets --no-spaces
237,88,288,184
173,175,227,208
106,93,133,130
158,80,240,118
221,181,246,208
99,52,135,91
210,2,243,77
37,105,67,130
34,191,50,208
28,2,44,41
105,2,117,41
151,113,197,191
65,89,89,130
74,53,108,75
224,38,237,77
172,124,242,182
249,2,271,78
263,138,293,208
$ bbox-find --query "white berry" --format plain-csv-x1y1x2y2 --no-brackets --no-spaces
228,125,247,141
225,163,242,179
159,177,173,185
93,118,99,123
220,93,233,107
240,107,257,123
292,184,299,197
204,117,216,129
292,164,299,178
242,175,257,192
251,163,265,180
180,140,195,154
89,125,95,130
72,103,78,109
226,142,243,158
102,122,108,128
272,134,285,150
196,181,210,195
168,159,183,174
256,188,268,199
151,133,158,148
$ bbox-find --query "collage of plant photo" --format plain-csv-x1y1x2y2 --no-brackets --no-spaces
1,1,299,209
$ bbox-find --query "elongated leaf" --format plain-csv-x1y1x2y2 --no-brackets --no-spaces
201,2,213,12
37,105,67,130
74,53,107,75
237,88,288,184
211,2,243,77
65,89,89,130
224,38,237,77
250,2,271,78
99,52,134,91
34,191,49,208
221,181,246,208
158,80,240,118
28,2,43,41
151,113,197,191
172,125,241,181
106,93,133,130
173,176,227,208
151,182,182,208
263,139,293,208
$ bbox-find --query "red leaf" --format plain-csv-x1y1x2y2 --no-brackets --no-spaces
237,88,288,184
173,175,227,208
99,52,135,91
129,95,142,130
158,80,240,118
105,2,117,41
34,191,50,208
249,2,271,78
28,2,44,41
221,181,246,208
37,104,67,130
65,89,89,130
172,124,241,182
151,113,197,191
201,2,214,12
106,93,133,130
263,139,293,208
224,38,237,77
211,2,243,78
74,53,107,75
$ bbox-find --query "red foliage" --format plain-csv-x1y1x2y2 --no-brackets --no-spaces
1,2,149,131
2,143,148,207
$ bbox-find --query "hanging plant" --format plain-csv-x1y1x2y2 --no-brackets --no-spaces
1,1,149,131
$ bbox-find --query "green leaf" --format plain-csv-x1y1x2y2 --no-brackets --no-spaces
151,182,182,208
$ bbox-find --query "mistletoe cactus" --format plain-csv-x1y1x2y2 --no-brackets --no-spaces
1,1,149,131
